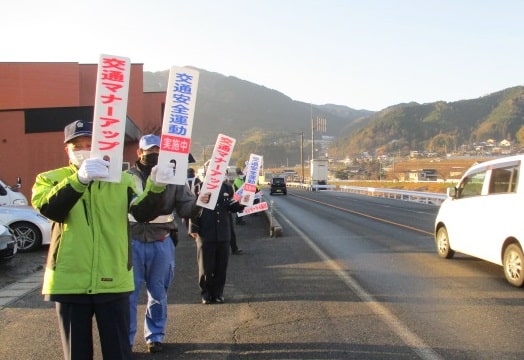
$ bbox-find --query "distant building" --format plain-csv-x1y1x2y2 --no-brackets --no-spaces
401,169,438,182
0,61,169,200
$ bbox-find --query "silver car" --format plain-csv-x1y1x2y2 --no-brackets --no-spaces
0,223,17,260
0,206,51,253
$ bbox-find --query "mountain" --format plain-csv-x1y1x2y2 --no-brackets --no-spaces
143,68,373,167
330,86,524,158
144,68,524,166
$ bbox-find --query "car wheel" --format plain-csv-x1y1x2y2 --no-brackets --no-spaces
10,221,42,253
435,226,454,259
503,244,524,287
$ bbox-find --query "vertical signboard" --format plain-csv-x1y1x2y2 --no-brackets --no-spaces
90,54,131,182
196,134,236,209
239,153,263,206
156,66,200,184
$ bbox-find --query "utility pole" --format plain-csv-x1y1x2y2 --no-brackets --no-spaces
300,131,304,183
310,104,314,161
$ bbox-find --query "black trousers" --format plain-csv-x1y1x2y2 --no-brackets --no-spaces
196,239,230,299
55,296,133,360
229,212,239,251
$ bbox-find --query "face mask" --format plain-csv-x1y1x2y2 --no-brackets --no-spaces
68,149,90,168
140,153,159,167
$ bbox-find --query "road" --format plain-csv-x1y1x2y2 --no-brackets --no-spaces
1,188,523,359
269,189,524,359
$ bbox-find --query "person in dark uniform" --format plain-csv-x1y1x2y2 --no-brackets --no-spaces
224,174,243,255
189,180,244,304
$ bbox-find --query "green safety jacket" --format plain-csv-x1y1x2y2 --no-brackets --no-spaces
32,165,166,296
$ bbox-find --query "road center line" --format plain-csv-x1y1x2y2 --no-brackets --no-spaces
275,208,444,360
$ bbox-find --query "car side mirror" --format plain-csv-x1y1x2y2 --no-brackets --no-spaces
447,186,457,198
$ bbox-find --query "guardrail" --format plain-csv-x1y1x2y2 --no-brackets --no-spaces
285,182,447,205
286,182,336,191
338,185,447,205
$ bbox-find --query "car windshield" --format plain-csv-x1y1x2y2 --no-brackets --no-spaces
273,178,284,184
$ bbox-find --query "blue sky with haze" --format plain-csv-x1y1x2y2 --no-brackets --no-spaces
3,0,523,111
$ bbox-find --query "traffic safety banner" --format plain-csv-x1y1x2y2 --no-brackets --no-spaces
196,134,236,209
239,153,263,206
237,201,268,217
90,54,131,182
156,66,200,184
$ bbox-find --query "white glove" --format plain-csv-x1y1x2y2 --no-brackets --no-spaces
77,158,110,184
150,163,174,186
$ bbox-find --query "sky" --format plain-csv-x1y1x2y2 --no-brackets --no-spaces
3,0,524,111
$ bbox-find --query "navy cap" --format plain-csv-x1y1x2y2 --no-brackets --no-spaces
64,120,93,144
139,134,161,150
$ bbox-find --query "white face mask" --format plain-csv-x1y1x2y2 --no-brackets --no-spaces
68,149,90,168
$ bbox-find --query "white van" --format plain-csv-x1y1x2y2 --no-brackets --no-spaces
0,177,28,206
435,155,524,287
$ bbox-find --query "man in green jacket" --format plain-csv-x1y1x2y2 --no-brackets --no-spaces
32,120,169,360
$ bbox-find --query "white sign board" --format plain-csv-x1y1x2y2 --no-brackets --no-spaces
90,54,131,182
239,153,262,206
196,134,236,209
237,201,268,217
156,66,200,184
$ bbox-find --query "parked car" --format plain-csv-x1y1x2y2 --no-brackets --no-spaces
0,205,51,253
434,154,524,287
0,177,28,206
0,223,17,261
270,177,287,195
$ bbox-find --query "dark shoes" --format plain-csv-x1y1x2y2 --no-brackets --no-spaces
147,342,163,353
202,297,212,304
232,249,244,255
202,296,225,304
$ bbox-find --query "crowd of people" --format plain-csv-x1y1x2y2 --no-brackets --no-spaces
31,121,256,359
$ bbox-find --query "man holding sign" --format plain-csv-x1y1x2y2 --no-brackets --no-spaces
32,120,170,360
127,134,203,353
189,134,245,304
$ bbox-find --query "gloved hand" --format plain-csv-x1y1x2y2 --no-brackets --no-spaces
77,158,110,184
150,163,174,186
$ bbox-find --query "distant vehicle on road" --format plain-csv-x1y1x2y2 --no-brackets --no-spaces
434,155,524,287
310,159,329,190
270,177,287,195
0,206,51,253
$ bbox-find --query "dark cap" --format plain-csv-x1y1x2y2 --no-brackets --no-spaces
64,120,93,144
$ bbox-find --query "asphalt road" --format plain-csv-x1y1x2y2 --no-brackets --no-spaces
0,199,426,360
2,189,524,359
0,243,47,289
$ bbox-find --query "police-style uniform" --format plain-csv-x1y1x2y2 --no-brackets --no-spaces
190,181,244,302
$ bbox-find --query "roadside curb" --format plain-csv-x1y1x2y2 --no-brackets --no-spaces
0,270,42,308
263,198,282,237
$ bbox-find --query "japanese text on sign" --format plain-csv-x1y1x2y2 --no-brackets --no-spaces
196,134,236,209
91,54,131,182
157,67,200,185
239,154,263,206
